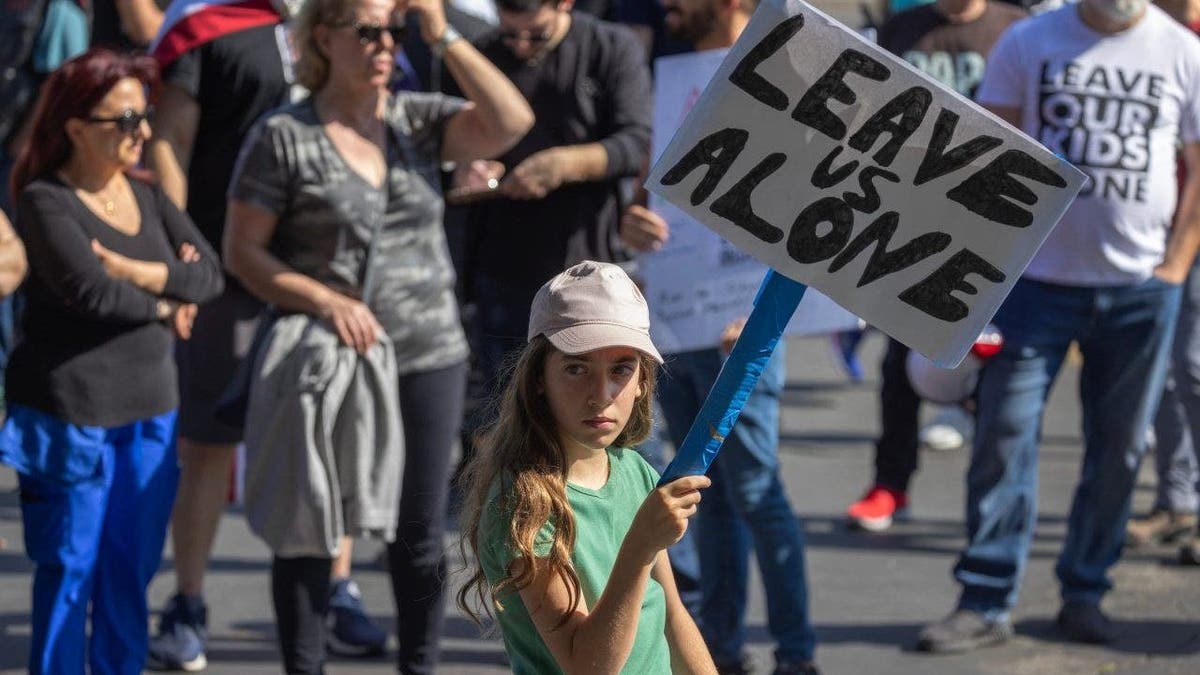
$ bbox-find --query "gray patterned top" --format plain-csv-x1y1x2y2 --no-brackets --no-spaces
230,93,468,374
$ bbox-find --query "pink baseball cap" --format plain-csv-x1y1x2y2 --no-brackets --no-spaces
528,261,664,364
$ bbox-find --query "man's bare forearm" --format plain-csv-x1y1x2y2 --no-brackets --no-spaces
115,0,165,45
555,143,609,184
149,139,189,209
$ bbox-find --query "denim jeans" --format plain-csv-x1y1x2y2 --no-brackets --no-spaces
955,277,1181,616
1151,263,1200,514
658,345,816,664
634,399,704,616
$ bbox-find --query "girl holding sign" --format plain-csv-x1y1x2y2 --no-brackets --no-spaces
457,261,717,674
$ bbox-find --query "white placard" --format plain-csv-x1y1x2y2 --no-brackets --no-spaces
646,0,1086,367
644,49,862,355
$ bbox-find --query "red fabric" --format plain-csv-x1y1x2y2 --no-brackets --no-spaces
151,0,280,67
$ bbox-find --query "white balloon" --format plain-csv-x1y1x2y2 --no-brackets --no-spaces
906,351,982,405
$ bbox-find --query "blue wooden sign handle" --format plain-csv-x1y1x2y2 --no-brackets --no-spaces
658,270,808,485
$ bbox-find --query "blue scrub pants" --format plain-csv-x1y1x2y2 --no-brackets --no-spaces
5,405,179,674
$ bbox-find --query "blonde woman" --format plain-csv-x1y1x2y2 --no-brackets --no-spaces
223,0,532,671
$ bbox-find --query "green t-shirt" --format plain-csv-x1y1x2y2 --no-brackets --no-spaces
478,447,671,674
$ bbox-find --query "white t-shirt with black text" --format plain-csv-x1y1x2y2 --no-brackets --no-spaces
977,4,1200,285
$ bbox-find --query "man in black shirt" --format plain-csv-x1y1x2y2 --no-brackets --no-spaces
448,0,652,432
145,6,293,670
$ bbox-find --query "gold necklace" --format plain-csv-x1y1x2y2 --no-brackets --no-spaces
59,171,121,216
83,183,119,216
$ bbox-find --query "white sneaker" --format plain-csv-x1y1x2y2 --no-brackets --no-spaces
920,423,965,452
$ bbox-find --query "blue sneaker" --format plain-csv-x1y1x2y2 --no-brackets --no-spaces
327,578,387,657
831,329,865,382
146,594,208,672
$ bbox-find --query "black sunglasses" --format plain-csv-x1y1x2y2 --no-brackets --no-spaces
85,106,155,134
335,21,409,45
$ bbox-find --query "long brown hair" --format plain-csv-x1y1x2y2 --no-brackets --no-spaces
11,47,159,198
456,336,659,626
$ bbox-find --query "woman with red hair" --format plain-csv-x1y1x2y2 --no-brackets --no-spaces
0,47,224,673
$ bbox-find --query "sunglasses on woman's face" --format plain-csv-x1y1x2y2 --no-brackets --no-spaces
336,21,409,45
85,106,155,135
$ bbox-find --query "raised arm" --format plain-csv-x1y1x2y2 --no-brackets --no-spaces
0,210,28,297
410,0,533,163
515,475,709,674
114,0,166,46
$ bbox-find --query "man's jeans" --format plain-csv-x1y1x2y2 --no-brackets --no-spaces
658,345,816,664
1151,263,1200,514
955,277,1181,616
630,401,703,616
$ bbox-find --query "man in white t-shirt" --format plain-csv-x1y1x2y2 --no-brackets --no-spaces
916,0,1200,653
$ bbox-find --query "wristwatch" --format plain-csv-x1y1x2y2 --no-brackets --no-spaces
431,25,462,58
156,299,173,321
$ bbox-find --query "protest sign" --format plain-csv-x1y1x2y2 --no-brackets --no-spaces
645,49,861,354
646,0,1086,367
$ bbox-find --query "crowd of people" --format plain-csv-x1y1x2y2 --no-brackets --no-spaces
1,0,1200,673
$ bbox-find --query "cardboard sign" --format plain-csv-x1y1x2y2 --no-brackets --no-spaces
646,0,1086,366
644,49,862,355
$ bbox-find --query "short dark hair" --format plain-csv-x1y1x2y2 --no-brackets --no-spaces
496,0,556,12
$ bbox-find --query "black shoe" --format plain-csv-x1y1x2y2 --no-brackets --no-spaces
915,609,1012,653
327,578,388,657
773,660,820,675
1179,534,1200,566
146,594,209,671
715,654,755,675
1056,600,1114,644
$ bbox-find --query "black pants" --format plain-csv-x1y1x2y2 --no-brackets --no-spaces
271,362,466,675
388,361,468,675
875,337,921,492
271,556,332,675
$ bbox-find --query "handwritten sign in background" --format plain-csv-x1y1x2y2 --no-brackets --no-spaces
644,49,862,355
647,0,1086,366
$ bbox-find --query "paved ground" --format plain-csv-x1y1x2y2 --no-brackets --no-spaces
2,332,1199,674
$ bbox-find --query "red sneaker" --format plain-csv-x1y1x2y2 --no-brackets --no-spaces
847,485,909,532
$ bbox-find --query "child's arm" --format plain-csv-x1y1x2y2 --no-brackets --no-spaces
651,552,717,674
516,475,711,675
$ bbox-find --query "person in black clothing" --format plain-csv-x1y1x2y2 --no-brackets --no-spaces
91,0,168,52
843,0,1026,533
0,48,223,674
449,0,652,452
145,3,297,667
